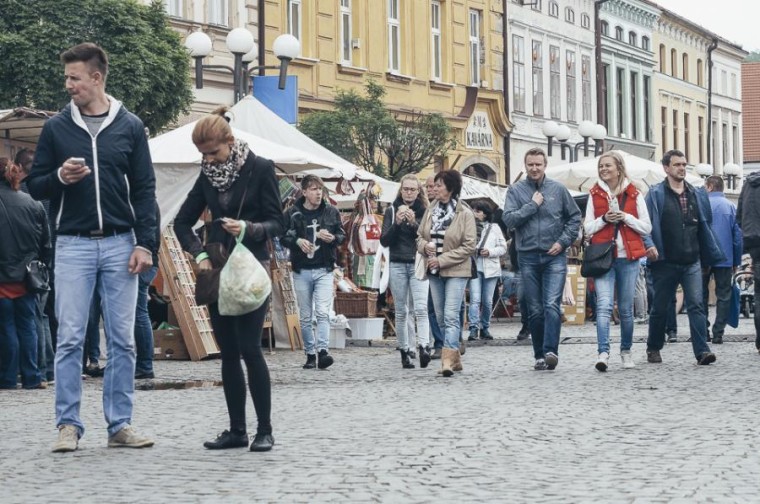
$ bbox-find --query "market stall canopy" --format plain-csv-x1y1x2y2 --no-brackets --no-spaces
460,175,508,207
543,151,704,194
0,107,57,146
150,121,353,229
228,96,357,180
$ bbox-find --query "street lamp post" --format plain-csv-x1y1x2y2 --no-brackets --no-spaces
695,163,713,179
722,162,742,190
184,29,301,103
542,120,607,163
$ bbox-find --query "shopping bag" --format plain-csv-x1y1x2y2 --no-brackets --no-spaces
218,227,272,316
727,283,740,329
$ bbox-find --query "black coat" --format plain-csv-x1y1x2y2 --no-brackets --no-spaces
379,197,426,263
281,197,345,272
174,152,284,262
0,183,51,283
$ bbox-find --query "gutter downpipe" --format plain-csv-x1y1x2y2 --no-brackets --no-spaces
502,0,511,185
258,0,266,77
594,0,610,126
706,38,718,172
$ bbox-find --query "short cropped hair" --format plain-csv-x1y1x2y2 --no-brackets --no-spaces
524,147,548,166
61,43,109,79
433,169,463,200
661,149,685,167
705,175,724,192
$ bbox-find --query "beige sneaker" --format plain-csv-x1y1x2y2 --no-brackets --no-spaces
52,425,79,453
108,425,155,448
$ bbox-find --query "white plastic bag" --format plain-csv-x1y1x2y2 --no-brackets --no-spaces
218,227,272,316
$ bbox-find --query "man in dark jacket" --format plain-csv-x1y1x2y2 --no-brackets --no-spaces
282,175,345,370
644,150,723,365
737,170,760,352
26,43,157,453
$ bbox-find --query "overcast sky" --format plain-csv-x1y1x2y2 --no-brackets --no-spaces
655,0,758,53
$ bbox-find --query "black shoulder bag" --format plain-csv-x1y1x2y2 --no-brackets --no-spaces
580,193,628,279
0,193,50,293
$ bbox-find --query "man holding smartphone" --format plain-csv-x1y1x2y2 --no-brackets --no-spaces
27,43,157,452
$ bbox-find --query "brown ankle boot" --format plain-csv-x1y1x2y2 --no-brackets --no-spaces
451,350,463,372
439,348,456,377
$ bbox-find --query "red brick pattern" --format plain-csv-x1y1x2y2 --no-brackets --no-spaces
742,62,760,163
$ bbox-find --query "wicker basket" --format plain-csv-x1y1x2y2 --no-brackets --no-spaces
334,290,378,318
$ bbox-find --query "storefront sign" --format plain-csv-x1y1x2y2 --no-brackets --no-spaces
465,111,494,150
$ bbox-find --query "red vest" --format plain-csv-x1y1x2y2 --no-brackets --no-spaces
589,183,646,260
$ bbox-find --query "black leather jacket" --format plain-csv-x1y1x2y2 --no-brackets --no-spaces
0,183,52,284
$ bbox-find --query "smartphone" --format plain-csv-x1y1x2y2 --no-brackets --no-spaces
609,197,620,213
70,157,86,166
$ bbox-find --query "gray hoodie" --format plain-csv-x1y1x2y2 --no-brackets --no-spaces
502,176,581,253
737,171,760,251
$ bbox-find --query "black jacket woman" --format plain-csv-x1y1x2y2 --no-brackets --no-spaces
174,109,284,452
0,158,51,389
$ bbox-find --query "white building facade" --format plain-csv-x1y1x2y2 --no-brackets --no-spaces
599,0,659,160
710,41,747,183
506,0,597,179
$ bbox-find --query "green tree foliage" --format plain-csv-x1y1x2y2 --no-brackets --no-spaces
0,0,193,134
299,80,455,181
746,51,760,62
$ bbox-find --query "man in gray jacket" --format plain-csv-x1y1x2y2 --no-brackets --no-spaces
737,170,760,352
503,148,581,370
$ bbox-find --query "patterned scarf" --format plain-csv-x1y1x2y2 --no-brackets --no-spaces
431,198,457,233
201,139,250,191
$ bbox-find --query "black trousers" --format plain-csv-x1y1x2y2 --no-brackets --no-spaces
208,298,272,435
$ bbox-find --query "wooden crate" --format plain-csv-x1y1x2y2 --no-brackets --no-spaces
335,290,378,318
158,226,219,360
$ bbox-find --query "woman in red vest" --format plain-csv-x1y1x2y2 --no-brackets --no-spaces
583,151,652,371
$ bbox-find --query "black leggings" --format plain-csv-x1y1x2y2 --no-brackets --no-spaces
208,298,271,435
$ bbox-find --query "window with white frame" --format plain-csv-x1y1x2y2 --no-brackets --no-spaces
431,1,442,80
288,0,302,41
549,1,559,17
208,0,228,26
615,26,623,41
532,0,542,12
582,55,592,120
164,0,181,17
565,7,575,24
550,45,560,119
581,13,590,29
469,9,482,86
566,50,576,122
601,21,609,36
532,41,543,116
628,31,637,46
642,36,650,51
513,35,525,113
388,0,401,72
341,0,352,64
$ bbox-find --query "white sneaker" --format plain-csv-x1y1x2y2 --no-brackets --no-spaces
595,352,609,372
621,350,635,369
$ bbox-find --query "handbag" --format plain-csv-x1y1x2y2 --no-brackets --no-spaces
581,193,628,279
194,169,252,306
414,252,428,281
0,193,50,293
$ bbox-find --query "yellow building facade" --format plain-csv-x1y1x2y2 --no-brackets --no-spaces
651,11,710,164
261,0,512,183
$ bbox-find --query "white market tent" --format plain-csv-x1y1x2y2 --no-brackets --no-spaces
544,150,704,194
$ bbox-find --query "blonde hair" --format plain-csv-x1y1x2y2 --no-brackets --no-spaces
598,151,628,196
192,106,234,146
396,174,428,208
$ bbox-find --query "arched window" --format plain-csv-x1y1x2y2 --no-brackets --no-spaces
659,44,666,73
670,48,677,77
682,53,689,81
628,31,637,46
531,0,542,11
601,20,609,36
548,1,559,17
581,13,591,29
642,36,650,51
615,26,624,41
564,7,575,23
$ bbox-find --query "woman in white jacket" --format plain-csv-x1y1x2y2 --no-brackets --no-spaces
467,201,507,341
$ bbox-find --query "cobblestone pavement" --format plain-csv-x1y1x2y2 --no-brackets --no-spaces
2,315,759,503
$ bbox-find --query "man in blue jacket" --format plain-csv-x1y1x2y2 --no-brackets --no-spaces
503,147,581,371
27,43,157,452
644,150,724,365
702,176,742,344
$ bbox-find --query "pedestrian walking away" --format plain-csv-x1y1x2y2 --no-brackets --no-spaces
503,147,581,371
644,150,724,365
737,170,760,352
27,43,158,452
583,151,652,371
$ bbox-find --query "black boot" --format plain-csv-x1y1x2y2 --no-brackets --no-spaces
317,349,334,369
418,345,431,369
303,354,317,369
480,328,493,340
400,349,415,369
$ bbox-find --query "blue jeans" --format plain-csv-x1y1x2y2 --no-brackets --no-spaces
388,262,430,350
293,268,333,355
428,291,444,349
0,293,42,388
135,266,158,375
647,261,711,358
85,290,102,366
594,258,640,354
428,275,468,349
518,252,567,359
468,272,499,330
35,291,55,381
54,233,139,437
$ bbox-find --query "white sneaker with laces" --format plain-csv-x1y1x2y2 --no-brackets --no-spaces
621,350,635,369
595,352,609,372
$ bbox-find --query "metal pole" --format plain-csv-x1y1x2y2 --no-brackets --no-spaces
706,38,718,171
233,53,244,103
194,57,204,89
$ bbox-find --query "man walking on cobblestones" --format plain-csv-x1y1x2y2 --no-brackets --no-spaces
644,150,723,365
27,43,157,452
737,170,760,352
503,148,581,370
